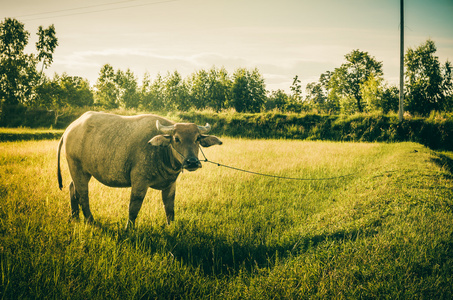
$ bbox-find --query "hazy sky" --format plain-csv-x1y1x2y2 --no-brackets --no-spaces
2,0,453,92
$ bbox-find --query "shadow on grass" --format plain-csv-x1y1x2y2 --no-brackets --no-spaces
432,153,453,179
95,219,379,276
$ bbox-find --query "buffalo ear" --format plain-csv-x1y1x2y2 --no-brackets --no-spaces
199,135,222,147
149,135,171,146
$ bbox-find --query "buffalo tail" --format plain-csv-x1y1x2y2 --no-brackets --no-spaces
57,136,64,190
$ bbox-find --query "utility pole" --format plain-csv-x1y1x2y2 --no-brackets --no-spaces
399,0,404,122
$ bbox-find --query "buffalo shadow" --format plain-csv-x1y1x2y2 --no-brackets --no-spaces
95,218,380,276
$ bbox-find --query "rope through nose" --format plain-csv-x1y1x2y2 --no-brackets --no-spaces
171,145,186,162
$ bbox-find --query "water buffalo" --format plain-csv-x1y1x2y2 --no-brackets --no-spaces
57,111,222,228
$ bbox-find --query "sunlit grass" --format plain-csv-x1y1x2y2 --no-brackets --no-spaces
1,138,452,299
0,127,64,142
0,127,64,134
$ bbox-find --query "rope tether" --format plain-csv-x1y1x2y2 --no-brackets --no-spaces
198,146,355,181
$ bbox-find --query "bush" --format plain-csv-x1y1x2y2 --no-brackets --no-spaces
177,110,453,151
2,108,452,151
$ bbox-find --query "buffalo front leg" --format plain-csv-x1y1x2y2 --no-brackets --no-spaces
162,182,176,225
126,185,148,230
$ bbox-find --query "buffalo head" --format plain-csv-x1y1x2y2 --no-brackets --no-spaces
149,120,222,171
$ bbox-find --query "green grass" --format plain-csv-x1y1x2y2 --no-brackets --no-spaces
1,138,452,299
0,127,64,142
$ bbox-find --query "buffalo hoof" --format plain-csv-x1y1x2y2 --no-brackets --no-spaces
85,215,95,224
125,219,136,231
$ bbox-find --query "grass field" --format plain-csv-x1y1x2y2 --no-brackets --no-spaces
1,137,452,299
0,128,64,142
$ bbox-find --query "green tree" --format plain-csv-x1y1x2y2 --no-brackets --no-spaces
0,18,37,114
164,71,190,111
36,24,58,76
306,82,325,110
189,69,210,109
58,74,93,107
95,64,119,109
116,68,140,109
189,67,231,111
306,72,340,113
230,68,266,113
290,75,302,101
206,67,230,111
329,49,383,113
405,39,453,115
360,75,399,114
141,72,154,110
141,72,165,111
33,74,63,109
0,19,58,112
285,75,305,112
0,18,58,125
381,85,399,114
360,74,383,112
230,69,248,112
266,89,289,111
35,73,93,108
34,73,93,124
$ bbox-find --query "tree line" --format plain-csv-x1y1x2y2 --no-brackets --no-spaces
92,64,267,113
1,18,452,126
305,41,452,115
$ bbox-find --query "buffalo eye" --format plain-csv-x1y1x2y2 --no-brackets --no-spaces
174,136,181,143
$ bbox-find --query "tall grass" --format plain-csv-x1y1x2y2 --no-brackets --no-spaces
0,128,64,142
1,138,452,299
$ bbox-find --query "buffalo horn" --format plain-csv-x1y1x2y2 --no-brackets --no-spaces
198,123,211,134
156,120,175,134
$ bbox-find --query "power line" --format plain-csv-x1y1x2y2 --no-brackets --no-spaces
15,0,180,21
14,0,144,18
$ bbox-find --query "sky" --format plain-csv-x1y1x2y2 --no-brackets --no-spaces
1,0,453,93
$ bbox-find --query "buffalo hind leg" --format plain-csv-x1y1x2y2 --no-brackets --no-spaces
126,185,148,230
67,159,93,223
79,189,94,223
71,173,93,223
69,181,79,219
162,182,176,225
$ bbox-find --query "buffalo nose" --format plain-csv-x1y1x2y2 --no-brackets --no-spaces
187,157,198,163
184,157,201,171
